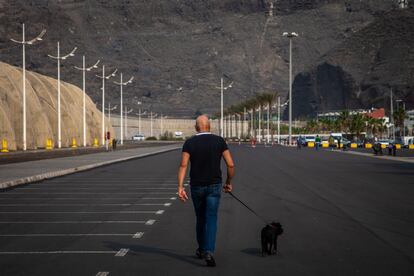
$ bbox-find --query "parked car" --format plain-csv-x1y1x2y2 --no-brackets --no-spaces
132,134,145,141
377,139,390,146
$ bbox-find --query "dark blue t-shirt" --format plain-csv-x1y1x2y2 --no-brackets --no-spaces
182,133,228,186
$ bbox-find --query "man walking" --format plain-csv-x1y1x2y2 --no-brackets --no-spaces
178,115,235,267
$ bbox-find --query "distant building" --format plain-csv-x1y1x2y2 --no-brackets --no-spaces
405,110,414,135
317,108,389,124
398,0,409,9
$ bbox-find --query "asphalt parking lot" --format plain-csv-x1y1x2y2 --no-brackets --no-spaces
0,145,413,275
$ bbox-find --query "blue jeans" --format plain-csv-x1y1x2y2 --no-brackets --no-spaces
190,183,222,254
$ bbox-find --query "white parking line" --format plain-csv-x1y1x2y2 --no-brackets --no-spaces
142,197,177,200
0,210,165,214
0,233,142,237
0,192,174,195
17,187,177,190
0,251,118,255
0,203,170,207
0,221,148,224
145,219,156,225
132,232,144,239
115,248,129,257
96,272,109,276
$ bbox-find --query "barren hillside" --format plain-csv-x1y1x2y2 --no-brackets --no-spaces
0,0,397,117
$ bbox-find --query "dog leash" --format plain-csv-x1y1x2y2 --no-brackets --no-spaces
228,191,268,224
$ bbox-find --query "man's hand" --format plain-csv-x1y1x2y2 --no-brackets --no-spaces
178,187,189,202
223,183,232,193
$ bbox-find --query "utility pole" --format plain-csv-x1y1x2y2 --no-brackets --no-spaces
217,78,233,137
48,42,77,148
124,106,133,140
390,88,394,140
277,97,281,144
11,24,46,151
74,56,100,147
114,73,134,145
96,66,117,146
283,32,298,146
267,103,270,144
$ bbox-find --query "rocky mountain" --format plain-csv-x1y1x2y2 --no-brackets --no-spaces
292,6,414,119
0,0,401,117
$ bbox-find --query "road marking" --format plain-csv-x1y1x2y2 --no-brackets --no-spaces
115,248,129,257
96,272,109,276
18,187,177,190
0,234,140,237
0,203,169,207
0,251,118,255
132,232,144,239
0,211,164,214
145,219,156,225
142,197,177,200
0,221,147,224
0,192,174,195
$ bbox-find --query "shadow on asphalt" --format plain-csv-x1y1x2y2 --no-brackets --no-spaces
240,248,262,258
103,241,205,267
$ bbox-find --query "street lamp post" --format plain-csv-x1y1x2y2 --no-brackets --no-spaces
97,66,117,146
283,32,298,146
137,101,142,134
124,107,133,140
10,24,46,151
48,43,77,149
217,78,233,137
114,73,134,145
74,56,100,147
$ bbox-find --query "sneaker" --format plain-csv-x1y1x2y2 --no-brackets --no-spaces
204,253,216,267
195,248,205,259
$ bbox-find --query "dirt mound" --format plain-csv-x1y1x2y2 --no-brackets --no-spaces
0,61,109,150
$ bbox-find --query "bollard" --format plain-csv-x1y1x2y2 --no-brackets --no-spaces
71,138,77,148
409,144,414,150
1,139,9,153
307,142,315,148
395,144,401,150
365,143,372,149
46,139,53,150
351,143,357,149
381,144,386,149
322,142,329,148
93,138,99,147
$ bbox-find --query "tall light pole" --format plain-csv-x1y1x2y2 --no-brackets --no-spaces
48,43,77,149
266,103,270,144
390,88,394,140
114,73,134,145
105,103,117,128
124,106,133,140
10,24,46,151
217,78,233,137
283,32,299,146
74,56,100,147
97,66,117,146
137,101,142,134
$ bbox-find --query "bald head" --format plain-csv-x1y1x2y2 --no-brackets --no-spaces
195,115,210,133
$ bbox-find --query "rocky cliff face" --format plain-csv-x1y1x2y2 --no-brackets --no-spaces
0,0,399,117
0,61,108,150
292,7,414,118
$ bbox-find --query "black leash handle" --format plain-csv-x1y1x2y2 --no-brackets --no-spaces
228,191,268,224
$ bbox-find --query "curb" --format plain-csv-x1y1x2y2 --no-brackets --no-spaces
329,149,414,164
0,146,181,190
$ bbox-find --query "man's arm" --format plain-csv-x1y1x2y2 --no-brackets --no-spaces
222,149,235,193
177,152,190,202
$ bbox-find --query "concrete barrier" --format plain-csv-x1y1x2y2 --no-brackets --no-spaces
307,142,315,148
396,144,401,149
365,143,372,149
381,144,386,149
46,139,53,150
409,145,414,150
1,139,8,153
351,143,357,148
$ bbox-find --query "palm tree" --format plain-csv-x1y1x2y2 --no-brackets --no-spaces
393,107,408,137
350,113,366,139
338,110,351,133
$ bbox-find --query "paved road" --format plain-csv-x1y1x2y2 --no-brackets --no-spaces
0,145,413,275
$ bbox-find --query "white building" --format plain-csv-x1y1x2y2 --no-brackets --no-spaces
399,0,409,9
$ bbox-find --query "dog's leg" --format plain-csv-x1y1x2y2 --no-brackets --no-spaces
272,238,278,255
261,238,267,257
268,241,273,255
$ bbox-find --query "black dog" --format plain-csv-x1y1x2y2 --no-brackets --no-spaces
261,222,283,256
